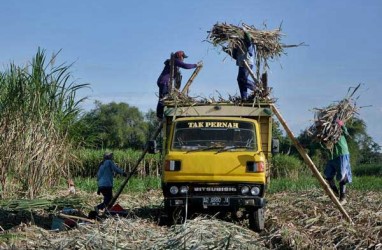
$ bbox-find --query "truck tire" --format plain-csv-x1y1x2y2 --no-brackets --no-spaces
248,208,265,232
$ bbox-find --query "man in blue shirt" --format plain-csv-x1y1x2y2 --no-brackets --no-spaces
223,32,257,100
231,32,257,100
95,152,127,213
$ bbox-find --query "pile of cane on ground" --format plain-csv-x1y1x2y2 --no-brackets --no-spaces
1,189,381,249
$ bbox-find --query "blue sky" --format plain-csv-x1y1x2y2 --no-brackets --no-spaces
1,0,381,147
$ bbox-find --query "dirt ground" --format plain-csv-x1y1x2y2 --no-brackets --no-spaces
0,188,381,249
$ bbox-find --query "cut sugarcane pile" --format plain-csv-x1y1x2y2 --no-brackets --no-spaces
207,22,301,70
308,85,361,150
1,190,381,249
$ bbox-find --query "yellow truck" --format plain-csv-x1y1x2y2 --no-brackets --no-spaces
151,101,278,232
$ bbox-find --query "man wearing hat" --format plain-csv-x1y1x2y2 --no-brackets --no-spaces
95,152,127,213
156,51,201,120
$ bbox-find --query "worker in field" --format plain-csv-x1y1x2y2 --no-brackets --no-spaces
224,31,257,100
95,152,127,214
324,119,353,205
156,50,202,120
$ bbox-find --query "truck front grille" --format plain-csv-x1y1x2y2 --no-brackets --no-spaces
191,185,238,195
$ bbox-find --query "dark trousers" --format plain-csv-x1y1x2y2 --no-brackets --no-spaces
97,186,113,210
237,65,256,100
327,178,347,199
156,82,169,119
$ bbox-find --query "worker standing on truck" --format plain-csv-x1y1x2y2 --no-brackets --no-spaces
95,152,127,213
324,119,353,205
225,31,258,100
156,51,201,120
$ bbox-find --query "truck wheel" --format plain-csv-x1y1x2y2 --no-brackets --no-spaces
248,208,265,232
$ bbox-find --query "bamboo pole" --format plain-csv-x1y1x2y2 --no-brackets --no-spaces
181,64,203,95
270,104,353,224
243,61,258,86
169,53,175,93
243,61,265,96
58,213,96,224
108,120,165,209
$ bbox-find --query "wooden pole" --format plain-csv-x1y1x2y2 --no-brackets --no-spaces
58,213,96,224
243,61,267,96
168,53,175,93
181,64,203,95
243,61,258,85
270,104,353,224
107,120,165,209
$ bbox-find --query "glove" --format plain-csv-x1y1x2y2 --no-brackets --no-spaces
336,118,344,127
197,61,203,67
122,172,128,177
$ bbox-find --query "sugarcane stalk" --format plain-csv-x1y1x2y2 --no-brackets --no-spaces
58,213,96,224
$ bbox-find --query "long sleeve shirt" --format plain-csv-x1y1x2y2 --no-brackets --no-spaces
234,44,255,67
97,159,125,187
157,59,197,85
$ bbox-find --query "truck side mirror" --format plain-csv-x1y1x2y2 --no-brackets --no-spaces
271,138,280,154
147,140,158,154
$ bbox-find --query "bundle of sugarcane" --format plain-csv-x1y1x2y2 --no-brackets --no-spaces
207,22,285,67
0,196,86,211
308,85,361,150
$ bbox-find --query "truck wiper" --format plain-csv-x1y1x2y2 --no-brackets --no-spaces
186,145,225,153
216,146,253,153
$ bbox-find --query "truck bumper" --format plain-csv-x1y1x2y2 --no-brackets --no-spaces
165,195,265,209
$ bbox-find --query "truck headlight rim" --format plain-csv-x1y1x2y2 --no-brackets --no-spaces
180,186,189,194
169,186,179,195
250,186,260,196
241,186,250,194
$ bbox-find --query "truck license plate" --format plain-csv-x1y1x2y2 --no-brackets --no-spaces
202,197,230,206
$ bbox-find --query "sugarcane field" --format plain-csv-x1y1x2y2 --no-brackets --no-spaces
1,2,382,250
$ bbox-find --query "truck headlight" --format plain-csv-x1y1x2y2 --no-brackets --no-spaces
180,186,189,194
250,186,260,196
169,186,179,195
241,186,249,194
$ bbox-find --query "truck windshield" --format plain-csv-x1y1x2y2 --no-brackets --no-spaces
171,120,257,151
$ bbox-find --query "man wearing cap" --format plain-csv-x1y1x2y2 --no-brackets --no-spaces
156,51,201,120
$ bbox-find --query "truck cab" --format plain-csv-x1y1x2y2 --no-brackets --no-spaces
159,102,274,231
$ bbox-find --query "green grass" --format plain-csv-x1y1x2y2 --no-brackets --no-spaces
72,174,382,195
267,176,321,193
74,176,161,193
268,175,382,193
349,176,382,190
352,163,382,176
